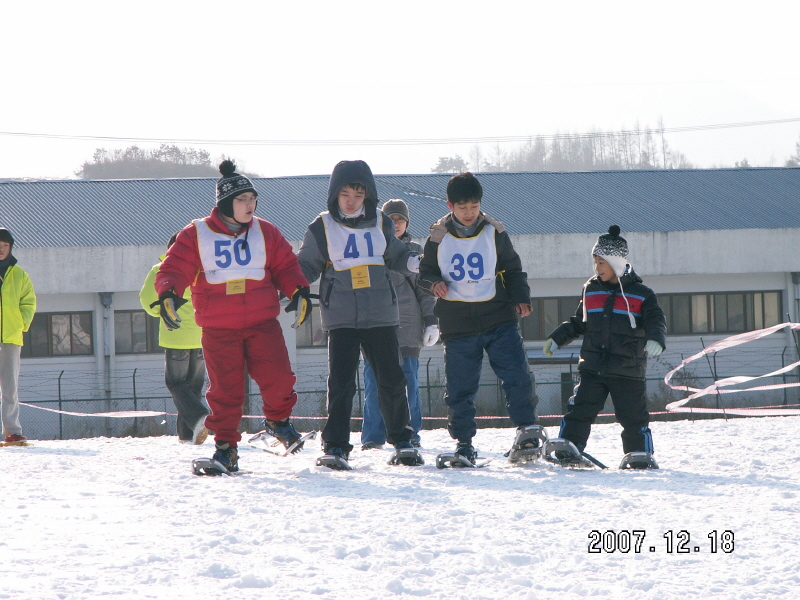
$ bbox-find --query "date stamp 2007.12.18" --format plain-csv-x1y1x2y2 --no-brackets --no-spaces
588,530,735,554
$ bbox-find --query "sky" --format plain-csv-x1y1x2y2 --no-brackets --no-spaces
2,0,799,180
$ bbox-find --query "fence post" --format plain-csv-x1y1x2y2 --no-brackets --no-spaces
132,369,138,437
57,370,64,440
782,348,788,406
700,337,727,422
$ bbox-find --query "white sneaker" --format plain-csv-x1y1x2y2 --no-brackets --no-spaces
191,417,209,445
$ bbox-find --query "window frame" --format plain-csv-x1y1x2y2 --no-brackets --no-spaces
114,309,162,355
21,312,95,358
523,290,783,342
658,291,782,335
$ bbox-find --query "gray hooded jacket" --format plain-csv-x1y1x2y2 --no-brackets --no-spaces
297,160,419,331
392,231,437,357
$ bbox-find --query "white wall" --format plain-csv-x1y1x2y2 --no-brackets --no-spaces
16,245,163,295
511,228,800,279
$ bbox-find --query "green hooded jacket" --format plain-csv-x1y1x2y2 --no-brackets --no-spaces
139,257,202,349
0,261,36,346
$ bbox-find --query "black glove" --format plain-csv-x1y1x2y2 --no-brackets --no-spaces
284,286,312,329
151,289,188,331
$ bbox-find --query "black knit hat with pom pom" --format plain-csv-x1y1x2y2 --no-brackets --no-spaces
215,160,257,218
592,225,629,278
592,225,627,258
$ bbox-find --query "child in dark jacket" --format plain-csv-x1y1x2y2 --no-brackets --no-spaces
418,172,539,465
544,225,667,463
297,160,422,469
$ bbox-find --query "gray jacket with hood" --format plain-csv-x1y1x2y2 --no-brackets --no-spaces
392,231,437,357
297,160,419,331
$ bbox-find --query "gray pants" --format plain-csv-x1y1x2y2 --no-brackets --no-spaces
165,348,209,441
0,343,22,437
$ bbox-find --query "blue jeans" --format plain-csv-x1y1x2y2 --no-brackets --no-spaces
443,321,537,442
362,357,422,445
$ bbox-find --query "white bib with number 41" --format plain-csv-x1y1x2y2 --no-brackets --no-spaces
321,212,386,271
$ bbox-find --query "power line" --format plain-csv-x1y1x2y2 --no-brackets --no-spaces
1,117,798,147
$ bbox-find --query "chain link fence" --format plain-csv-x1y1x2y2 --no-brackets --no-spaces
18,368,800,441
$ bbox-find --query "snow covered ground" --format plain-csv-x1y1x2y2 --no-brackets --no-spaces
2,416,798,600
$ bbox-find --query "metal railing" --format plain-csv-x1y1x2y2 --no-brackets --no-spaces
18,372,800,441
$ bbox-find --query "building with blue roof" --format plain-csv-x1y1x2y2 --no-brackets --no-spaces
3,167,799,439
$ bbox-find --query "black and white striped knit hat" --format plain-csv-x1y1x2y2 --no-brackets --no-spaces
592,225,629,279
586,225,636,328
216,160,257,218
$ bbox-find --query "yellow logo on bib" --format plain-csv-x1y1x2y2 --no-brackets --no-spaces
226,279,246,294
350,266,371,289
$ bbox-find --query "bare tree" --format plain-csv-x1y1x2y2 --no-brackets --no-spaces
430,122,695,173
785,133,800,167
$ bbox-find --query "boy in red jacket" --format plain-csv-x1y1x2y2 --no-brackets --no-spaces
155,161,311,473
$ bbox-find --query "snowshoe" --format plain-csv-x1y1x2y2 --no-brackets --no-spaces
248,429,317,457
436,442,490,469
542,438,595,468
506,424,548,464
193,442,239,476
316,448,353,471
264,419,312,454
387,442,424,466
192,458,233,476
619,452,659,470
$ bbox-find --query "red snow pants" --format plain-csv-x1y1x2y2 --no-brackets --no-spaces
202,319,297,445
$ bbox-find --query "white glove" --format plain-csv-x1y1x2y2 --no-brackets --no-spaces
645,340,663,357
543,338,558,357
407,254,421,273
423,325,440,346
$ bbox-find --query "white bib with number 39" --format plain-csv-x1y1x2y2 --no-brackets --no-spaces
437,225,497,301
322,212,386,271
195,219,266,284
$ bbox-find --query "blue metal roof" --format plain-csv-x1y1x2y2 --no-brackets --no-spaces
2,167,799,248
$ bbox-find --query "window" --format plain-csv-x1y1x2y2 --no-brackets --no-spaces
521,296,581,341
21,312,94,357
115,310,161,354
296,305,327,348
523,290,782,341
662,291,781,335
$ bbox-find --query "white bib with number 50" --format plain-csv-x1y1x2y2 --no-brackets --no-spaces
195,219,266,284
322,212,386,271
437,225,497,301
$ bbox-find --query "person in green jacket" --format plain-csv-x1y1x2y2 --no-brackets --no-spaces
0,228,36,445
140,234,209,444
